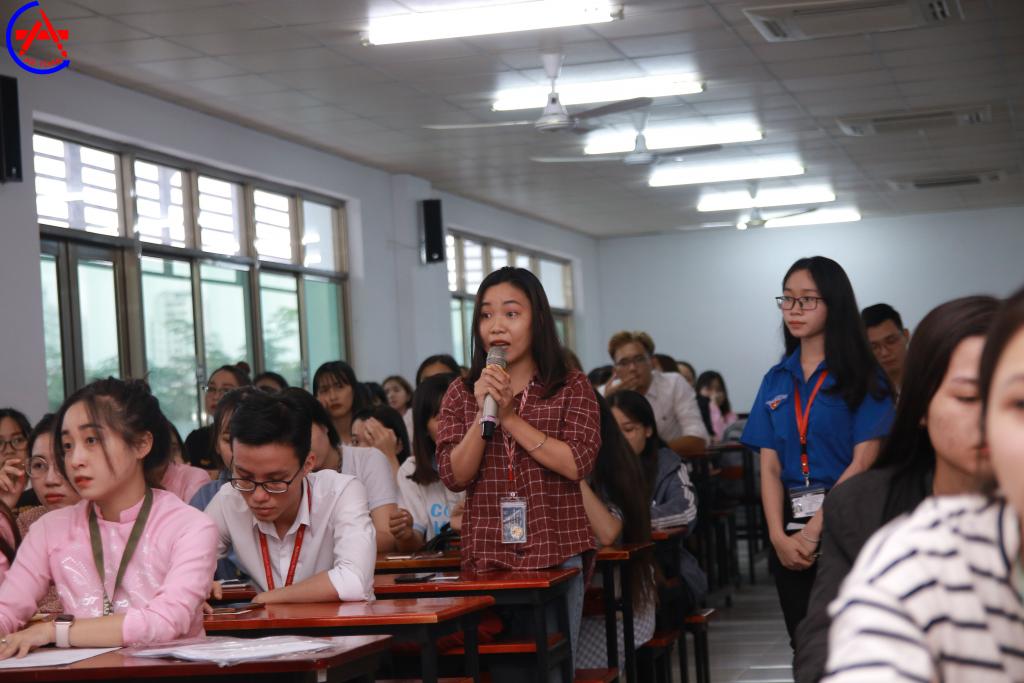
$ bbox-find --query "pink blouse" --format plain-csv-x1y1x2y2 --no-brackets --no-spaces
160,462,211,503
0,514,14,584
0,489,217,645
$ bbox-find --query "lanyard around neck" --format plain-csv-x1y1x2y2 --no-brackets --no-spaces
793,371,829,486
258,482,313,591
88,487,154,617
501,382,532,489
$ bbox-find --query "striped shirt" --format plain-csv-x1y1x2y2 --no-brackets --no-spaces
824,495,1024,683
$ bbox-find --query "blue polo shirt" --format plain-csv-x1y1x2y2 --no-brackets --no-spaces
741,350,894,490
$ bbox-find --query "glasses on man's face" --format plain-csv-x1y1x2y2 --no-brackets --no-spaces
229,463,303,494
614,354,650,370
0,435,27,453
203,384,237,396
26,456,53,479
871,334,904,353
776,296,825,311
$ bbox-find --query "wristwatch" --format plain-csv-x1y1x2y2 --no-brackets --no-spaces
54,614,75,648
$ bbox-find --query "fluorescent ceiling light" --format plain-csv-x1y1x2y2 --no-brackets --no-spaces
649,159,804,187
765,208,861,228
493,75,702,111
585,123,760,155
366,1,619,46
698,186,835,212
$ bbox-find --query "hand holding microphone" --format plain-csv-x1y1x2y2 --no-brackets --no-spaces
479,345,508,438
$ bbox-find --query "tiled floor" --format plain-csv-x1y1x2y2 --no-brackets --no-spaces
675,550,794,683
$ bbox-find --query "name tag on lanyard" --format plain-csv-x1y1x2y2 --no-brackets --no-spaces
788,372,828,520
500,384,531,544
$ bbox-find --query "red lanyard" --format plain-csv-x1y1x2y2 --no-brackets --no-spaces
793,371,829,485
502,383,532,488
258,484,313,591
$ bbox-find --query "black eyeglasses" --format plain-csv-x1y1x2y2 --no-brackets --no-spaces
776,296,825,311
0,435,27,452
228,462,303,494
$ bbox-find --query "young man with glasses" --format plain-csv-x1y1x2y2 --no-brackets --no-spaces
204,392,376,604
600,331,709,456
861,303,910,395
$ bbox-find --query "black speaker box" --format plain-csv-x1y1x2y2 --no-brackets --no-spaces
421,199,445,263
0,75,22,183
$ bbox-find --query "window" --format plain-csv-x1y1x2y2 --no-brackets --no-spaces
34,132,348,429
446,231,574,362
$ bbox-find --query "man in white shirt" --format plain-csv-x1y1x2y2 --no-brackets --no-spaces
205,392,376,604
600,330,710,455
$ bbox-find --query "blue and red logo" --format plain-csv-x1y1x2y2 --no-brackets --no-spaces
7,1,70,74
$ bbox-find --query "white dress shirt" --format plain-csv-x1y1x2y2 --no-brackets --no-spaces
205,469,376,601
602,370,709,445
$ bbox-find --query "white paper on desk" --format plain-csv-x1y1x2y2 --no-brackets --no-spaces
133,636,332,667
0,647,120,669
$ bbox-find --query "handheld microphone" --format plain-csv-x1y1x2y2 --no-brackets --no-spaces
480,345,508,439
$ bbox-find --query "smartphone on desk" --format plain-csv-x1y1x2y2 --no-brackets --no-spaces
209,602,264,615
429,574,460,582
219,579,251,588
384,553,415,560
394,572,436,583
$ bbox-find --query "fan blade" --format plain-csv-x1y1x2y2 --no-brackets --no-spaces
651,144,722,159
423,121,534,130
772,207,817,220
574,97,654,120
530,155,627,163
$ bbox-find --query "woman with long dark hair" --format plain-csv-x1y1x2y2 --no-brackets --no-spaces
437,267,601,666
741,256,894,646
0,408,33,509
183,364,251,473
313,361,369,447
696,371,738,442
794,295,999,682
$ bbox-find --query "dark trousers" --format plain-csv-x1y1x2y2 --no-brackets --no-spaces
768,538,818,649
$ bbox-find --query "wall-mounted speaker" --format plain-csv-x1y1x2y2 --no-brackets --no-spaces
0,75,22,183
421,199,445,264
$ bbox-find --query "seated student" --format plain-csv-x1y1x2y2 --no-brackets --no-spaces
0,378,218,658
862,303,910,397
0,408,34,510
184,364,251,474
313,361,369,447
157,422,210,503
282,388,400,553
352,405,410,475
587,365,613,389
253,371,288,394
601,331,710,456
577,392,657,670
14,414,80,612
390,373,465,553
608,389,707,607
383,374,414,443
676,360,697,389
695,371,739,443
415,354,461,386
794,296,998,683
205,391,376,603
823,287,1024,682
0,502,17,585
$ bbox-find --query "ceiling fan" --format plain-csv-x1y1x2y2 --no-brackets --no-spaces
423,53,653,134
739,206,818,230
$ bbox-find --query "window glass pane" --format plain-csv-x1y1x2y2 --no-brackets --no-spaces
77,257,121,381
305,276,344,377
302,201,336,271
555,317,567,346
140,256,199,435
539,259,568,309
201,263,253,413
34,134,121,235
451,299,465,367
259,271,301,386
198,176,243,256
462,239,483,294
446,235,458,293
133,160,187,248
490,246,508,270
253,189,293,263
515,253,531,270
40,254,64,410
461,299,474,366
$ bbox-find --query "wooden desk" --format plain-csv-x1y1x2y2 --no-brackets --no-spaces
218,585,257,603
650,526,687,542
375,568,579,683
375,551,462,573
0,634,390,683
595,542,653,683
206,596,492,683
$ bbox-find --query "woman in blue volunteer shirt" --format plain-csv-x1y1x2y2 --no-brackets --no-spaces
742,256,894,647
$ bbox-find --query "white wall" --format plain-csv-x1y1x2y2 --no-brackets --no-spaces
0,64,602,416
597,206,1024,411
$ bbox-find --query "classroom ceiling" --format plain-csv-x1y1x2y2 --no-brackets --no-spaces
17,0,1024,237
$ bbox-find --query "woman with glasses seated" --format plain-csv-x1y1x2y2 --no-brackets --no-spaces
204,391,376,604
600,332,710,456
183,364,251,476
741,256,894,649
0,409,34,511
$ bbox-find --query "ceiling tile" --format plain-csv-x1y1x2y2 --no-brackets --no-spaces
136,57,246,80
116,5,277,36
56,15,150,43
173,28,321,55
191,74,288,96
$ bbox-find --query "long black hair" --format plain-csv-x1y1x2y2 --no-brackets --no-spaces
592,391,657,608
353,404,411,465
313,361,370,415
210,387,261,469
874,296,1000,521
980,286,1024,428
607,389,664,498
409,373,459,485
0,408,31,445
416,355,460,385
695,370,733,417
465,267,568,399
782,256,888,408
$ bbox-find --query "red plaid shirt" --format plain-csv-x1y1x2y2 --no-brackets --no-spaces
438,369,601,573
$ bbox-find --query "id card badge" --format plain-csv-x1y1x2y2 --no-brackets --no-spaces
788,485,826,520
500,495,527,544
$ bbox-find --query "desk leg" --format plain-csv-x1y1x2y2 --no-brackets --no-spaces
620,562,636,683
463,611,481,683
601,562,619,672
555,588,574,683
421,635,439,683
533,602,551,683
